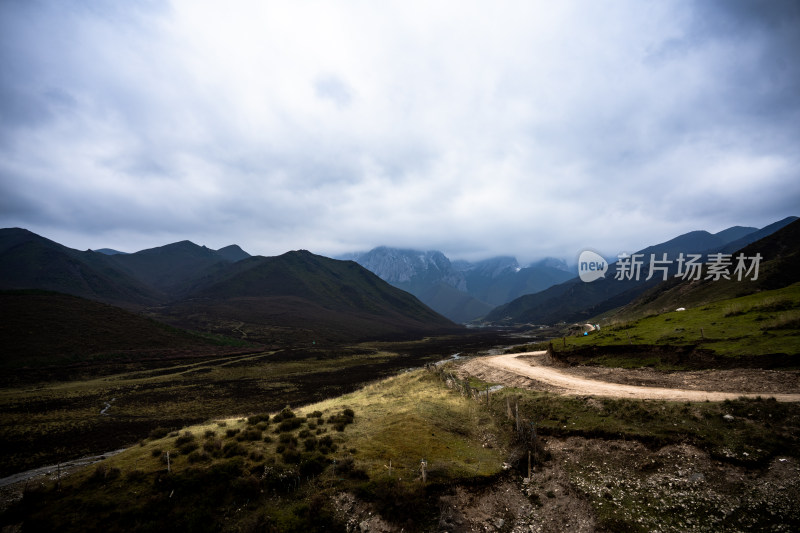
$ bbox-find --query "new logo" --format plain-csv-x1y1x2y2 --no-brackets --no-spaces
578,250,608,282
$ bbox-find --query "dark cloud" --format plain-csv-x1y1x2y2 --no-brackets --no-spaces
0,1,798,262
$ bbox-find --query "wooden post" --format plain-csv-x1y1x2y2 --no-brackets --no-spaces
528,450,531,479
562,337,566,348
166,451,171,474
420,459,427,484
486,385,490,407
506,397,513,419
515,402,521,435
627,332,632,345
700,328,705,340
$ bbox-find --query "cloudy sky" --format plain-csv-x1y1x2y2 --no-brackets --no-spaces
2,0,799,264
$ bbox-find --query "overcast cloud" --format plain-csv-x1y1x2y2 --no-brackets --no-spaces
1,0,799,264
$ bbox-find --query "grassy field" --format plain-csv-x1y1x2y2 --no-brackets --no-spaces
6,363,800,531
545,282,800,369
4,369,510,532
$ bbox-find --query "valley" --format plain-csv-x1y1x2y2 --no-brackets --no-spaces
1,220,799,531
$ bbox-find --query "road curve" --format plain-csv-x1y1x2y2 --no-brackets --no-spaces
480,351,800,402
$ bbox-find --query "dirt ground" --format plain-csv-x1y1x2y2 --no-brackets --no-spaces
460,352,800,402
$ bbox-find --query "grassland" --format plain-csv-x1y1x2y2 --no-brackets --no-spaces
3,370,510,532
6,362,800,531
547,282,800,369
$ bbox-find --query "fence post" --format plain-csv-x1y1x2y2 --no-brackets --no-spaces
420,459,427,484
166,451,171,474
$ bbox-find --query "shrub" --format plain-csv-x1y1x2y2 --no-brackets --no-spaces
249,450,265,461
303,437,317,451
279,418,304,431
187,450,211,463
149,427,169,440
278,433,298,446
179,441,199,455
225,428,241,438
247,413,271,425
203,438,223,454
222,441,247,457
204,429,216,438
175,431,196,446
89,464,120,483
309,410,324,418
151,448,163,458
281,448,302,464
298,429,311,439
298,454,328,477
237,428,262,442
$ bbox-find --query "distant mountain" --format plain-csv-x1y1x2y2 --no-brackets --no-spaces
611,218,800,319
216,244,250,262
345,247,572,322
95,248,128,255
0,229,458,344
483,218,797,326
462,257,573,307
720,216,798,254
108,240,239,295
157,250,459,343
0,228,162,306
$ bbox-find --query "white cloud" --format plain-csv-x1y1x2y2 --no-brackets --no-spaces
1,0,798,263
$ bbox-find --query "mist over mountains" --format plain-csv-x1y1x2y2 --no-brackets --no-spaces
342,247,573,322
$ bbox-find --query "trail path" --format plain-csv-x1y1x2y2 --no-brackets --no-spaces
466,351,800,402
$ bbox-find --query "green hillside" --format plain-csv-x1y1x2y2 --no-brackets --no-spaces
157,250,459,344
554,283,800,369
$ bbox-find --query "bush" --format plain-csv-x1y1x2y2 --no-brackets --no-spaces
273,406,296,423
175,431,195,446
303,437,317,451
237,428,262,442
151,448,163,458
279,418,304,432
204,429,216,438
298,454,328,477
248,413,271,425
281,448,302,464
149,427,170,440
225,428,241,438
278,433,298,445
222,441,247,457
179,441,199,455
203,438,223,455
89,464,120,484
309,410,324,418
187,450,211,463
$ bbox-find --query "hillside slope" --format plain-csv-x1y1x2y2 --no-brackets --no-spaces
0,290,236,370
155,250,460,343
0,228,162,306
484,217,797,326
610,217,800,320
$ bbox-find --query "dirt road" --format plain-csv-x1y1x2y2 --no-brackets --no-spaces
464,351,800,402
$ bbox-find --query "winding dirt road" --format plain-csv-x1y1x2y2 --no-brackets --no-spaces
465,351,800,402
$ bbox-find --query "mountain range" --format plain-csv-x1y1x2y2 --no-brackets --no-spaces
342,247,573,322
0,228,458,345
484,216,799,326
